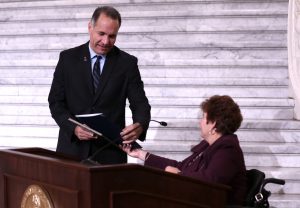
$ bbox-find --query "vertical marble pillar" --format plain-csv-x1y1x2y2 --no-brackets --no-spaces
288,0,300,119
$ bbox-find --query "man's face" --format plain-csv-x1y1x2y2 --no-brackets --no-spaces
88,14,120,55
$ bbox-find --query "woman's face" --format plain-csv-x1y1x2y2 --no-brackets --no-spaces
200,112,215,140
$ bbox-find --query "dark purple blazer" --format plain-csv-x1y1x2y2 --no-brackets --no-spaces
145,134,247,205
48,42,151,163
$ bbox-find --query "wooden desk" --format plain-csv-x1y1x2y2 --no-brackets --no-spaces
0,148,229,208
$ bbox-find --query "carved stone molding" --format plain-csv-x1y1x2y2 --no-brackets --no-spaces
288,0,300,119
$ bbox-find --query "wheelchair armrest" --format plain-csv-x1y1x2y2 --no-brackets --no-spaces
261,178,285,189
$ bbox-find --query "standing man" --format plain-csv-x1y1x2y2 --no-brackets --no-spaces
48,6,151,164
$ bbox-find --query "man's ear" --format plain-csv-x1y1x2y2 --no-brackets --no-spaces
88,21,92,33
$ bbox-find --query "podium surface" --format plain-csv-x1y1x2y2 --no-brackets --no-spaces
0,148,229,208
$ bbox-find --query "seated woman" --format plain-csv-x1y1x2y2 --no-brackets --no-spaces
122,95,247,206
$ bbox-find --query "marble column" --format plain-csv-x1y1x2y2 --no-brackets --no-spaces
288,0,300,119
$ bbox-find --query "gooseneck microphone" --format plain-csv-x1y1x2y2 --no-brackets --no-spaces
151,119,168,126
81,137,121,165
69,118,167,165
82,119,168,165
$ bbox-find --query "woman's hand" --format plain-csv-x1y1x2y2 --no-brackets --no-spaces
121,144,148,161
165,166,181,174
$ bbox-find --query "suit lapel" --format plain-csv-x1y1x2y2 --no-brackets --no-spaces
78,42,93,94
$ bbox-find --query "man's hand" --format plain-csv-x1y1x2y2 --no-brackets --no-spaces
74,125,97,140
120,122,143,143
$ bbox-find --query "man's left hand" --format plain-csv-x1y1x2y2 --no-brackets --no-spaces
120,122,143,143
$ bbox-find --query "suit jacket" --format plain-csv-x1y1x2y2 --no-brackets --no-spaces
145,134,247,205
48,42,151,163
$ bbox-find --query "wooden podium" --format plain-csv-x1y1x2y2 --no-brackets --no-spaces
0,148,229,208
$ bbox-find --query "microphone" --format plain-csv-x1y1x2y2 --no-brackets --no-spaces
74,118,167,165
151,119,168,126
69,118,127,165
81,137,142,166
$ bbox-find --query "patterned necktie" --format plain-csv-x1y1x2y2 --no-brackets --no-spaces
92,56,101,93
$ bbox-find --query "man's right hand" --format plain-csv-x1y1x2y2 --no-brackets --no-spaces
74,125,97,140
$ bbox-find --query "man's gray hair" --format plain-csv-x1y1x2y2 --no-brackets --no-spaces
91,6,121,27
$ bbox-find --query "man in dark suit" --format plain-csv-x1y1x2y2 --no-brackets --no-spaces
48,6,151,164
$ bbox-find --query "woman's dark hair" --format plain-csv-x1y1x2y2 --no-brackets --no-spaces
200,95,243,135
91,6,121,27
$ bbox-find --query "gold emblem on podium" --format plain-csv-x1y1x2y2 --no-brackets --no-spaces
21,185,54,208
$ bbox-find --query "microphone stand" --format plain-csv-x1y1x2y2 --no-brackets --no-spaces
81,139,120,165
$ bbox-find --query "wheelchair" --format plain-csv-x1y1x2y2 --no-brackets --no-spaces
244,169,285,208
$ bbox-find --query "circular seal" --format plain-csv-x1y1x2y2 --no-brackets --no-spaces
21,185,54,208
